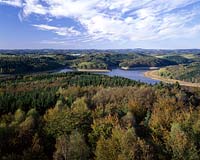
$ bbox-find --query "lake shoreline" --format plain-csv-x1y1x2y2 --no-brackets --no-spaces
121,66,159,70
1,68,160,85
76,69,111,72
57,68,159,84
144,70,200,88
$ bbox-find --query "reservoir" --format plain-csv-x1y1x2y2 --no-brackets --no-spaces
57,68,160,85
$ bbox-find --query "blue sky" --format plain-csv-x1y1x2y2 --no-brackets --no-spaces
0,0,200,49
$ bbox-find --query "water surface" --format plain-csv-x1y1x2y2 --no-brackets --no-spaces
57,68,160,84
102,69,160,84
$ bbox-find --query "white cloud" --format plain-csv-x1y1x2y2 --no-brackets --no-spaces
0,0,22,7
23,0,47,16
33,24,81,36
1,0,200,43
40,40,65,44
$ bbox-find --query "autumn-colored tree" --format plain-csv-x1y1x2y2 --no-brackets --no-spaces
89,114,119,149
44,107,72,137
44,98,92,137
68,131,89,160
53,131,89,160
149,97,181,136
95,127,154,160
166,123,199,160
53,135,69,160
13,108,25,125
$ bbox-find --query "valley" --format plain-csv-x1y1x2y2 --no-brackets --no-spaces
1,49,200,159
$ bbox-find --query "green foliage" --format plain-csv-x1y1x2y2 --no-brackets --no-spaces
159,62,200,83
44,98,92,137
11,109,25,126
167,123,199,160
77,61,108,69
120,56,175,68
0,71,200,159
162,55,192,64
0,55,63,74
0,88,58,116
95,127,153,160
0,51,181,74
53,131,89,160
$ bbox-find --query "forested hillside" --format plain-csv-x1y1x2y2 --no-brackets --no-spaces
159,62,200,83
119,56,175,68
0,55,64,74
158,55,193,64
0,72,200,159
0,51,185,74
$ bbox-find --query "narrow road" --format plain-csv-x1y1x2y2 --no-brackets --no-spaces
144,70,200,88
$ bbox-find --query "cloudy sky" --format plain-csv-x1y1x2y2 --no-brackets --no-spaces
0,0,200,49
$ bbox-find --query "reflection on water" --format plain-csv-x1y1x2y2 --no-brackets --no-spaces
102,69,160,84
57,68,160,85
57,68,74,73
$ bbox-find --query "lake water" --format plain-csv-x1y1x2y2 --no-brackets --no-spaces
57,68,160,85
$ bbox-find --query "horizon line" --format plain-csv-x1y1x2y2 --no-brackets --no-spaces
0,48,200,50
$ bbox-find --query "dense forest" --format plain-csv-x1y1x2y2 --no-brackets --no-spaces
159,62,200,83
157,55,193,64
0,55,64,74
0,72,200,159
119,56,175,68
1,50,200,159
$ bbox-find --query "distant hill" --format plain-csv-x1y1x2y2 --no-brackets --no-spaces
1,49,200,55
1,49,200,74
159,55,193,64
